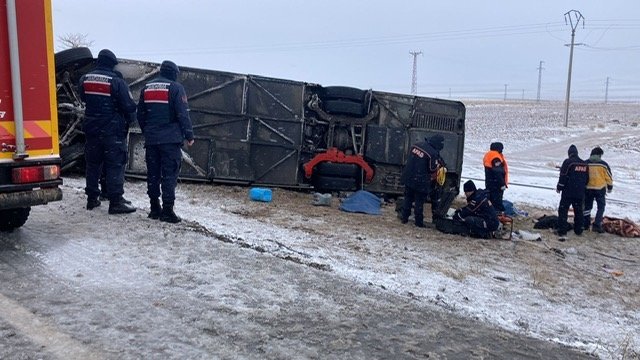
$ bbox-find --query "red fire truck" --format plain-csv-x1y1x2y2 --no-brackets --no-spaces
0,0,62,231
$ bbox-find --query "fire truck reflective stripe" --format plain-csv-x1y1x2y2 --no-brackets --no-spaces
144,89,169,103
83,81,111,96
0,121,51,150
24,121,50,139
0,122,13,139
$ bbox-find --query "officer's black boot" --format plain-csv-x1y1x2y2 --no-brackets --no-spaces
148,198,161,220
86,197,101,210
108,197,136,214
159,204,181,223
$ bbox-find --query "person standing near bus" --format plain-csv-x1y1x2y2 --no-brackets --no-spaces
137,60,194,223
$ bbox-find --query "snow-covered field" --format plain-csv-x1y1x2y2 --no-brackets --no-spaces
462,100,640,222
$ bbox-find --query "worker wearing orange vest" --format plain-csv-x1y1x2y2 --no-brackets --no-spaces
483,142,508,213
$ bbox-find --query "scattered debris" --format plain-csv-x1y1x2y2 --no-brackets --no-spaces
601,264,624,277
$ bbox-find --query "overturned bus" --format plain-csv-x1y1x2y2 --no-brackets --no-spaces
55,48,465,212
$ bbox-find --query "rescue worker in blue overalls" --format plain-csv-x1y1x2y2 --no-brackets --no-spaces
400,134,444,228
79,49,137,214
137,61,194,223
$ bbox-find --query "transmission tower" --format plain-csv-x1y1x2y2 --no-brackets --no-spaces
536,61,545,102
563,10,585,127
409,51,422,95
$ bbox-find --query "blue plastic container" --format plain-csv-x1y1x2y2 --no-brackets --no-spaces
249,187,272,202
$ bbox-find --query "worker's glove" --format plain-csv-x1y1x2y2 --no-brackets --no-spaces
453,209,464,221
607,185,613,193
500,186,507,191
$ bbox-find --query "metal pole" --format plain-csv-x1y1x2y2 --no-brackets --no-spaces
604,77,609,104
563,10,584,127
536,61,544,102
409,51,422,95
6,0,28,159
504,84,508,100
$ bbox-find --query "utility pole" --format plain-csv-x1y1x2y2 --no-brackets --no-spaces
504,84,508,100
605,77,610,104
563,10,585,127
522,89,525,100
409,51,423,95
536,60,545,102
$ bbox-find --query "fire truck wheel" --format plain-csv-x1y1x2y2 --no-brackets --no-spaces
0,207,31,232
55,47,94,72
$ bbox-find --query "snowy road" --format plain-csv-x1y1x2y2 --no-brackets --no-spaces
0,187,589,359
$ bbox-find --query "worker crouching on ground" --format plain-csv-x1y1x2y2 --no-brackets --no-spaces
400,134,444,228
137,60,195,223
453,180,500,238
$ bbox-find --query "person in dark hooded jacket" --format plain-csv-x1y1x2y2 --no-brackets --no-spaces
400,134,445,227
483,142,508,213
453,180,500,238
79,49,137,214
137,60,194,223
555,144,589,236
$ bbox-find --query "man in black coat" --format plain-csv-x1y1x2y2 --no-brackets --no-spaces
556,144,589,236
400,134,444,228
137,60,194,223
453,180,500,238
79,49,137,214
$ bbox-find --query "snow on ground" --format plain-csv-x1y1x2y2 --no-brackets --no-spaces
60,100,639,359
462,100,640,222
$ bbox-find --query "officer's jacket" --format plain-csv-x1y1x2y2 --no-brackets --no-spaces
79,66,136,137
586,156,613,191
459,189,499,230
557,154,589,198
401,140,440,193
137,76,194,145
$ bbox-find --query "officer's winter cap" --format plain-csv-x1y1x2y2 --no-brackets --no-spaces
463,180,476,193
160,60,180,81
427,134,445,151
568,144,578,156
490,142,504,153
590,146,604,156
96,49,118,68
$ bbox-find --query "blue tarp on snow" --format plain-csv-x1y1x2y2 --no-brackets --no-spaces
339,190,382,215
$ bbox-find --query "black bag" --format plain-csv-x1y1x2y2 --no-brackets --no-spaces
435,217,469,235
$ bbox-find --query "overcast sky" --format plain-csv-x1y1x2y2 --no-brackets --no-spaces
52,0,640,101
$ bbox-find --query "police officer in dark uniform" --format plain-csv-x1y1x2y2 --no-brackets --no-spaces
556,144,589,237
400,134,444,228
137,60,194,223
453,180,500,238
79,49,136,214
